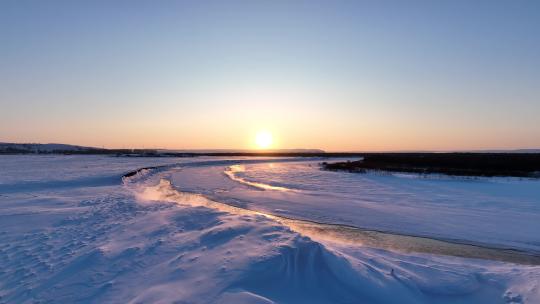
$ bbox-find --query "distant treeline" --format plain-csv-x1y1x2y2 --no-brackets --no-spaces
0,147,369,159
0,147,160,155
323,153,540,177
174,152,363,158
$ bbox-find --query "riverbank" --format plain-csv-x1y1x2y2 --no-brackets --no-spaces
323,153,540,177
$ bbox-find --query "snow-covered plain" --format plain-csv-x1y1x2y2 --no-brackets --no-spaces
1,155,539,303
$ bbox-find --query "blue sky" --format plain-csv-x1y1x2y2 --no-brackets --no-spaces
1,0,539,150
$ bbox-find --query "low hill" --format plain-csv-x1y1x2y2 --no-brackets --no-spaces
0,143,104,154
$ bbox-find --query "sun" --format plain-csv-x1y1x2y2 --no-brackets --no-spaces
255,130,273,149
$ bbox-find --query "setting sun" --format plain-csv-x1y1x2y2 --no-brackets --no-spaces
255,131,273,149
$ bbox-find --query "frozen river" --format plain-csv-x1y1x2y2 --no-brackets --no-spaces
161,158,540,252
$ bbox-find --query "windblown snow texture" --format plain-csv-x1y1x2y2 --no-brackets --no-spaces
0,155,538,303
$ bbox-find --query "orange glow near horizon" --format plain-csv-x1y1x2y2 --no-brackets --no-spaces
3,122,539,152
2,88,539,152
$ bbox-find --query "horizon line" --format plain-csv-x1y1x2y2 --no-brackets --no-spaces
2,141,540,154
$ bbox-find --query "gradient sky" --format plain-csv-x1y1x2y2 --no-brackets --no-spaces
1,0,539,151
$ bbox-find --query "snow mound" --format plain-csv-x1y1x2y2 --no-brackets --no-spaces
225,237,411,304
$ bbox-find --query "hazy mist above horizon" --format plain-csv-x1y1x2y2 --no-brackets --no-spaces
1,1,539,151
